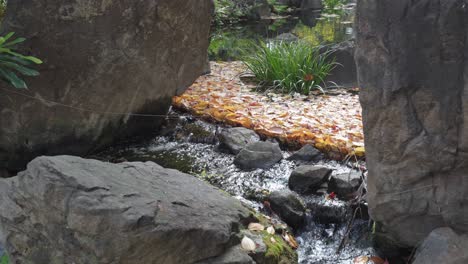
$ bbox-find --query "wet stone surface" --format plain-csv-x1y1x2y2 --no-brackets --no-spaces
96,113,375,263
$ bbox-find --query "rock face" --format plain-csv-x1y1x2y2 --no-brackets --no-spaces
0,156,250,264
0,0,213,174
413,228,468,264
234,141,283,170
356,0,468,247
219,127,260,155
268,190,306,230
288,166,332,194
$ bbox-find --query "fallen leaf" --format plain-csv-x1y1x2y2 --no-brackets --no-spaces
354,256,369,264
172,61,365,159
267,226,275,235
369,256,386,264
282,232,299,249
248,223,265,232
241,236,256,251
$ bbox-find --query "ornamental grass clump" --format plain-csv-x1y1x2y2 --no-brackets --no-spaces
243,40,337,95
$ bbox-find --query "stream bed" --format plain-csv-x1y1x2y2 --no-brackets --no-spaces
96,112,377,264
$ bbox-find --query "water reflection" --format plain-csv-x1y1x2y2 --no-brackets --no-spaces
209,3,356,61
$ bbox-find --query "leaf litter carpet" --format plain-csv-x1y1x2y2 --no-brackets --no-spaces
173,62,365,159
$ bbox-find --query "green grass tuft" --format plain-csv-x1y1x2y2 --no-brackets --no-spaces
243,40,337,95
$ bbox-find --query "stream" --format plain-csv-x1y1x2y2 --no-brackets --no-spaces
96,2,374,263
96,111,376,264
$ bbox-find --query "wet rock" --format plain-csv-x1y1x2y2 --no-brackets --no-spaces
287,144,322,162
176,123,217,145
268,190,306,230
0,156,250,264
219,127,260,155
356,0,468,247
413,227,468,264
0,0,213,173
351,202,370,220
197,246,255,264
328,171,362,200
288,166,332,194
324,40,357,88
234,141,283,170
305,197,349,224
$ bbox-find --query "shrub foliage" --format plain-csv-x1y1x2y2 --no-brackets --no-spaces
0,32,42,88
243,41,336,95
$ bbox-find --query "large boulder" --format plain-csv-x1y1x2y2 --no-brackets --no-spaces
413,228,468,264
0,156,251,264
0,0,213,175
356,0,468,247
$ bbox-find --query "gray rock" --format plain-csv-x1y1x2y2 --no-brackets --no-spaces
268,190,306,230
328,171,362,200
304,196,349,224
324,40,357,88
234,141,283,170
413,228,468,264
356,0,468,247
287,144,322,162
300,0,322,10
197,246,255,264
0,0,213,173
219,127,260,155
288,166,332,194
0,156,250,264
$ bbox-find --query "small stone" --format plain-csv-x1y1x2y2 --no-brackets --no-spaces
287,145,322,162
304,196,349,224
218,127,260,155
328,171,362,200
268,190,306,230
234,142,283,170
288,166,332,194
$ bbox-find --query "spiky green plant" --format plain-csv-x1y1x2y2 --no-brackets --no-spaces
0,32,42,89
243,40,336,95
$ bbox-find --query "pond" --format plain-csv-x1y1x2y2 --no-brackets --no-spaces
209,2,356,61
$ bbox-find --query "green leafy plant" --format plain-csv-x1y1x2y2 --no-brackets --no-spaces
243,40,337,95
0,254,9,264
0,0,6,21
267,0,289,15
323,0,345,14
213,0,245,25
0,32,42,89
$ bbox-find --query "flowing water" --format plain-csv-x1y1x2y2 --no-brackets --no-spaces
97,112,376,263
95,2,376,262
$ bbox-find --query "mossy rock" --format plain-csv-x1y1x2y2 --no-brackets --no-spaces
242,210,298,264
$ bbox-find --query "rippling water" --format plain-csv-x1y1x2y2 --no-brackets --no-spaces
97,114,376,263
